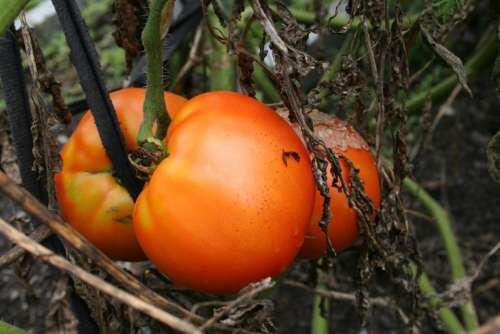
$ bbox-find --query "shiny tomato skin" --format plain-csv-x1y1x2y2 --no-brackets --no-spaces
295,112,381,258
133,91,316,293
55,88,187,261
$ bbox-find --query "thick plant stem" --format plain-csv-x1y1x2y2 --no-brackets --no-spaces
404,178,479,331
208,11,235,91
0,0,29,36
414,265,466,334
137,0,172,143
406,32,498,114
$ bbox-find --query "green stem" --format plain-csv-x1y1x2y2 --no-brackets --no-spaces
137,0,172,144
254,65,280,102
413,265,466,334
406,32,498,114
310,281,329,334
318,33,354,110
288,7,419,31
404,178,479,331
0,320,28,334
208,11,235,91
321,33,354,83
0,0,29,36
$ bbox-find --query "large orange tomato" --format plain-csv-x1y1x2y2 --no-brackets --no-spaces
55,88,186,261
133,92,316,293
280,111,381,258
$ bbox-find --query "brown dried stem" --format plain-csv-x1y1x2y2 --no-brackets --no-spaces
0,224,51,268
0,170,191,317
284,280,413,326
0,217,201,334
199,278,275,331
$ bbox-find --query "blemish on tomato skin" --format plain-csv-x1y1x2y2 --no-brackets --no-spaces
282,150,301,166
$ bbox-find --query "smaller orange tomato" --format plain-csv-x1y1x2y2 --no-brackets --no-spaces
55,88,186,261
279,111,381,258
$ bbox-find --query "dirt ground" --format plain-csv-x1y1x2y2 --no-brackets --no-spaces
0,73,499,334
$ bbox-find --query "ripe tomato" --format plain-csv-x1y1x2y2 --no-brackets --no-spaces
133,92,316,293
290,111,381,258
55,88,187,261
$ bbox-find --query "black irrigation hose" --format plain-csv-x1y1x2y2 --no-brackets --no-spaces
65,0,202,114
0,30,45,202
51,0,142,199
0,28,99,334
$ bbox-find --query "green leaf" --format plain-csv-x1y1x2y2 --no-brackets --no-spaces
433,0,464,22
0,320,28,334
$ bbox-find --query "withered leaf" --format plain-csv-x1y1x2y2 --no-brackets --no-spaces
420,24,472,97
487,130,500,183
45,276,79,334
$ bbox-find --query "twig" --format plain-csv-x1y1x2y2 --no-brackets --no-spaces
409,58,435,85
199,278,275,331
172,23,203,92
251,0,287,55
0,224,51,268
362,21,384,168
404,208,435,223
471,242,500,281
0,217,201,334
470,314,500,334
423,84,462,147
284,280,412,326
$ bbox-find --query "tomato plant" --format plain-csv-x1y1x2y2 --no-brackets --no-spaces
279,111,381,258
55,88,186,261
133,91,316,293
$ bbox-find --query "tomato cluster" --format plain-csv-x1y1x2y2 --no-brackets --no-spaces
56,89,380,293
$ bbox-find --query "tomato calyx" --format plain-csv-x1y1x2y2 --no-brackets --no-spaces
129,137,168,180
132,0,176,180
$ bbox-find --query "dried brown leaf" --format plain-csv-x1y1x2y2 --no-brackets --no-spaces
420,24,472,96
113,0,144,72
0,111,21,184
45,276,79,334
